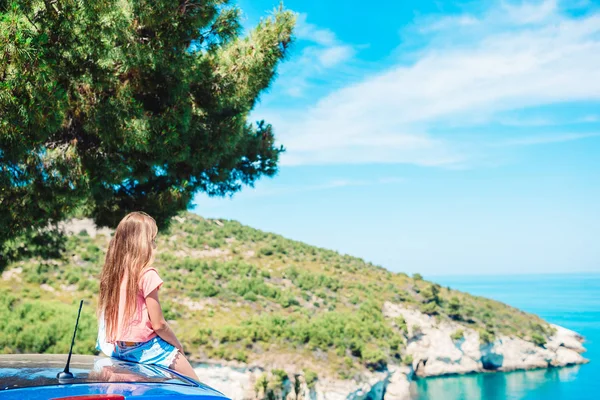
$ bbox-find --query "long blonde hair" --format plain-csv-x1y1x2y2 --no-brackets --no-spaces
98,211,158,342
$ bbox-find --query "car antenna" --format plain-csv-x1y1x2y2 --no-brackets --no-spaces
57,300,84,382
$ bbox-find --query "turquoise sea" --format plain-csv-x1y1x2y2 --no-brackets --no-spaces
414,273,599,400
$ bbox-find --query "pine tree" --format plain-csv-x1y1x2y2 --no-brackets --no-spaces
0,0,295,256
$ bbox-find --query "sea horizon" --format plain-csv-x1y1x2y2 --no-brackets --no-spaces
427,271,600,279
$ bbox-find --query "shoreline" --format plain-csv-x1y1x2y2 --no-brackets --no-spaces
193,355,589,400
413,360,588,380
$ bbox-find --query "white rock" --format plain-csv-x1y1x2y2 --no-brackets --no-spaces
313,378,356,400
460,330,482,362
385,365,413,400
60,218,112,238
40,283,56,292
1,267,22,282
547,324,587,353
408,326,477,376
195,364,257,400
554,347,586,366
192,364,410,400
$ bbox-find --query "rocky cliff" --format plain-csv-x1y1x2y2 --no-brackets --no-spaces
384,302,587,377
195,303,587,400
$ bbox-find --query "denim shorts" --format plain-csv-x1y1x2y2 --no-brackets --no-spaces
113,336,179,369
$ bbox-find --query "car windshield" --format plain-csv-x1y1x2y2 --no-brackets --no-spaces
0,354,193,390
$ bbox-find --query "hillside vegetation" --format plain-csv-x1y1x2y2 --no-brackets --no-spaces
0,212,553,379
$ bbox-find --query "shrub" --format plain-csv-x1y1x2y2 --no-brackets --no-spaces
81,244,101,262
0,292,97,355
24,262,53,284
478,329,495,344
402,354,413,366
344,356,354,368
362,343,387,371
271,369,288,387
451,329,464,341
232,350,248,363
448,297,462,320
389,336,403,351
280,295,300,308
208,239,225,249
217,327,243,343
162,299,183,320
261,270,271,279
259,246,275,256
78,279,99,292
420,301,439,315
303,369,318,389
229,278,280,300
193,328,212,345
413,273,423,281
285,267,341,292
531,333,547,347
244,292,258,302
66,271,82,285
420,284,440,305
196,280,220,297
285,266,299,280
395,316,408,334
255,374,269,397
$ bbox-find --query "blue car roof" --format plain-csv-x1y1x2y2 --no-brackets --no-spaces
0,354,229,400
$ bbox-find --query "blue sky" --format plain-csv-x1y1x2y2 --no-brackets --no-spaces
193,0,600,277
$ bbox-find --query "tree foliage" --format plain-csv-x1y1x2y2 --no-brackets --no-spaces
447,296,462,320
419,283,441,315
0,0,295,255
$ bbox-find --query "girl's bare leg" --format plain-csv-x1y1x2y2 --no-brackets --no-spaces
170,352,200,381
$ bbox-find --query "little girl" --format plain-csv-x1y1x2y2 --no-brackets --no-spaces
97,211,199,381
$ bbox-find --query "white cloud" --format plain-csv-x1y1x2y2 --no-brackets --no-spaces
312,177,404,189
418,15,480,33
502,0,558,24
261,0,600,166
278,14,356,97
200,177,405,203
580,115,600,123
317,45,355,68
494,132,600,146
496,114,600,127
295,14,337,46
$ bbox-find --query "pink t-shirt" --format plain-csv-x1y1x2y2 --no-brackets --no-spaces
114,268,164,343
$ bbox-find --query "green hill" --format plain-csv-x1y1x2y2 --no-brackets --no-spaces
0,212,553,378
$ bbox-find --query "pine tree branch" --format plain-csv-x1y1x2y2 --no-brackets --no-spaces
24,14,39,32
43,0,59,18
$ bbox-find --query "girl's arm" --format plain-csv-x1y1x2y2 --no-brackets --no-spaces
146,289,184,354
